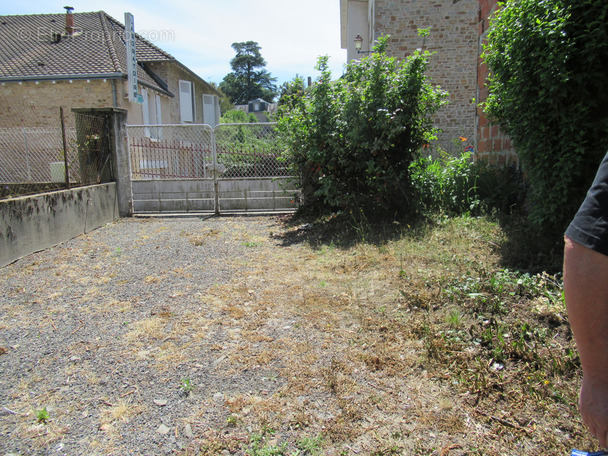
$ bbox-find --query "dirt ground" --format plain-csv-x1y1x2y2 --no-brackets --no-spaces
0,215,597,455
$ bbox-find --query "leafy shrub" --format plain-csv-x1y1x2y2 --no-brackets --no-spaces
278,36,448,215
220,109,258,124
410,150,479,215
483,0,608,248
410,148,526,216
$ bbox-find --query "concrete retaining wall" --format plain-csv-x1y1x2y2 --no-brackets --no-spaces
0,183,119,267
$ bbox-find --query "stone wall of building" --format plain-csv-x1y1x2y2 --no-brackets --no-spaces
0,79,117,127
374,0,478,153
476,0,516,165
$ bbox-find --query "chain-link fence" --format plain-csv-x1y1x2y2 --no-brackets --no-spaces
128,124,214,179
215,123,290,178
0,105,113,198
0,105,74,198
127,123,290,180
0,126,74,182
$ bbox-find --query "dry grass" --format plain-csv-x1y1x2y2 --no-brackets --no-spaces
126,317,165,341
0,214,592,456
181,214,592,455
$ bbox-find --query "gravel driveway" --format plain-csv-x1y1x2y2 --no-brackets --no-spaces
0,216,285,455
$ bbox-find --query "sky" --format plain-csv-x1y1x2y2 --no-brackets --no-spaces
0,0,347,87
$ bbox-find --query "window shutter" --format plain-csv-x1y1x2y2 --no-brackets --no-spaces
141,89,151,137
179,80,194,122
203,94,217,127
155,95,162,124
141,89,150,124
153,94,163,139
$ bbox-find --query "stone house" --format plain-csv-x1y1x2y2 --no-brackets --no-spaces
340,0,479,152
340,0,515,163
234,98,278,122
0,8,221,128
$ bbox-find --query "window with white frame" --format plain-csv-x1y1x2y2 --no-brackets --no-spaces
179,80,195,122
141,88,151,137
203,94,219,127
142,88,163,139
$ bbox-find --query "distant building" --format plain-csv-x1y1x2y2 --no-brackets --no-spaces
339,0,515,163
0,8,221,128
340,0,478,152
235,98,278,122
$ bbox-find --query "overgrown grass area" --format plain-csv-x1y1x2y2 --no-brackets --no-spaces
183,213,591,455
0,213,588,455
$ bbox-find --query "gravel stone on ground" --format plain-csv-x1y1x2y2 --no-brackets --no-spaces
0,216,280,456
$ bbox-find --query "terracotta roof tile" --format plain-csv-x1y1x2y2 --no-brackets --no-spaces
0,11,174,94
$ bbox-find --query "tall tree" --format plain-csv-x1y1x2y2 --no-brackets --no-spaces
219,41,278,104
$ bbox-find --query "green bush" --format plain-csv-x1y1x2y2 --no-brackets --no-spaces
278,36,447,215
409,149,526,216
220,109,258,124
483,0,608,249
410,150,479,215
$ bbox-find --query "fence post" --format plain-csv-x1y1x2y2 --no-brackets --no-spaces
212,127,220,215
60,107,71,189
109,109,133,217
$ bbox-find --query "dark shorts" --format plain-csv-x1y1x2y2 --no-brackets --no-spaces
566,152,608,256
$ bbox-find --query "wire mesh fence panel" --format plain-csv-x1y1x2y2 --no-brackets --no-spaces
127,123,299,213
73,112,113,185
0,126,76,184
214,123,290,178
127,125,214,180
0,105,116,199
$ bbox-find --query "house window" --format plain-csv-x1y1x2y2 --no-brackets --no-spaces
142,89,162,139
203,94,219,127
142,88,151,137
179,80,195,122
151,94,162,139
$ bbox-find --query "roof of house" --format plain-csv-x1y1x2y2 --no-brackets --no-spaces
0,11,218,96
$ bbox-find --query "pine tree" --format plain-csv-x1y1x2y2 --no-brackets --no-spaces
219,41,278,104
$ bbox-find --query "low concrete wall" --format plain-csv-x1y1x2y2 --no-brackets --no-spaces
0,183,119,267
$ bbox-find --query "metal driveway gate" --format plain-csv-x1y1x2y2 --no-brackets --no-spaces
127,123,300,214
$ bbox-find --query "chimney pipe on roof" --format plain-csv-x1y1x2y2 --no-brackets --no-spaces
64,6,74,35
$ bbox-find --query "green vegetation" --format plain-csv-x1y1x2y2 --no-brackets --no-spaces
278,36,447,215
179,378,194,395
483,0,608,249
245,429,323,456
36,407,49,424
247,431,288,456
410,149,525,217
220,41,278,104
276,75,308,109
220,109,258,124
